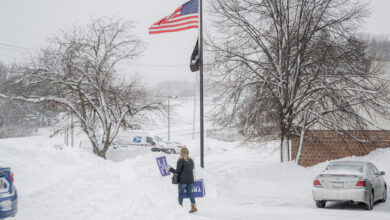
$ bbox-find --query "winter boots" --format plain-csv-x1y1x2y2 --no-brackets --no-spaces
189,204,197,213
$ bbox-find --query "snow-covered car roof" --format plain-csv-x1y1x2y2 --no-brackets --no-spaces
322,161,368,175
328,161,368,166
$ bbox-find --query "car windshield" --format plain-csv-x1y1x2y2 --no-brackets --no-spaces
326,164,363,173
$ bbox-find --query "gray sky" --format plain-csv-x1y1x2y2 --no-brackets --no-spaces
0,0,389,86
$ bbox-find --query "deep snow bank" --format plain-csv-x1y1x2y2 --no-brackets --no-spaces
0,136,199,220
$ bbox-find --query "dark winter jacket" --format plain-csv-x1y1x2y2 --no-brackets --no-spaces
169,158,194,184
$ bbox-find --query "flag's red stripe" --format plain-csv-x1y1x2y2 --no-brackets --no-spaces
153,13,181,26
163,15,199,24
152,17,198,28
168,6,183,19
149,21,199,30
149,25,199,34
170,14,182,19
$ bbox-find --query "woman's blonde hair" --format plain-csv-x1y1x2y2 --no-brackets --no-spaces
180,147,190,162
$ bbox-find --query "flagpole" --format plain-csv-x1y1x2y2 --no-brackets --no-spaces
199,0,205,168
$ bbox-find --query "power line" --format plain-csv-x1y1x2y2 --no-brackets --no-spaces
0,42,36,51
0,38,35,46
0,42,188,68
0,40,187,67
0,46,25,53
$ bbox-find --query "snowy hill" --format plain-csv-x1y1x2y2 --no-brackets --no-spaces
1,98,390,220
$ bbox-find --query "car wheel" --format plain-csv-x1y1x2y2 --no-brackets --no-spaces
315,200,326,208
366,191,374,210
381,185,387,202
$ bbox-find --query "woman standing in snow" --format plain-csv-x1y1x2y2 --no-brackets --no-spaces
166,147,197,213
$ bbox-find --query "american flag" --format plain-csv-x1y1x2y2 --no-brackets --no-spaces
149,0,199,34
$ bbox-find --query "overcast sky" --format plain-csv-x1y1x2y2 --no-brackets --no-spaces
0,0,389,86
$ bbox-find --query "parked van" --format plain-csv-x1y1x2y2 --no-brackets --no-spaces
106,132,159,161
117,132,157,147
106,132,183,162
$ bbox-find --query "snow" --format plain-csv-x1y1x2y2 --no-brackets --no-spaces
0,97,390,220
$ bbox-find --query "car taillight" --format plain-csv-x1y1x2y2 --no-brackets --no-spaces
313,179,322,187
10,172,14,183
178,146,183,148
356,180,366,187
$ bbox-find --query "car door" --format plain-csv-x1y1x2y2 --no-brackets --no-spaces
367,165,376,195
368,164,380,200
371,164,384,199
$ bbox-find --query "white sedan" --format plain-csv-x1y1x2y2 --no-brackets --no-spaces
312,161,387,210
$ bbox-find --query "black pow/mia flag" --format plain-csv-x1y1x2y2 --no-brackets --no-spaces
190,39,200,72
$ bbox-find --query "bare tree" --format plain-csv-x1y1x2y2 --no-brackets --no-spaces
208,0,388,162
0,18,164,159
290,36,390,164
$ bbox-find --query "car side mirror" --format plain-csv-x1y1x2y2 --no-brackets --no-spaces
380,171,385,176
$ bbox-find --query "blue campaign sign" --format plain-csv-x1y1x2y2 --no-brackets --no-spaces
184,179,205,198
156,156,170,176
133,136,142,143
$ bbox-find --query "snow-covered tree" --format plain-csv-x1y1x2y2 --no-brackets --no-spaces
208,0,389,162
0,18,164,158
0,63,57,137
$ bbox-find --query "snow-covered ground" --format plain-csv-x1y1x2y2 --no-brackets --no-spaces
1,97,390,220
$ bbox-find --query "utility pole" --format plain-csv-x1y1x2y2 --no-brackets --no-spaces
167,96,178,141
71,113,74,147
64,113,68,146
